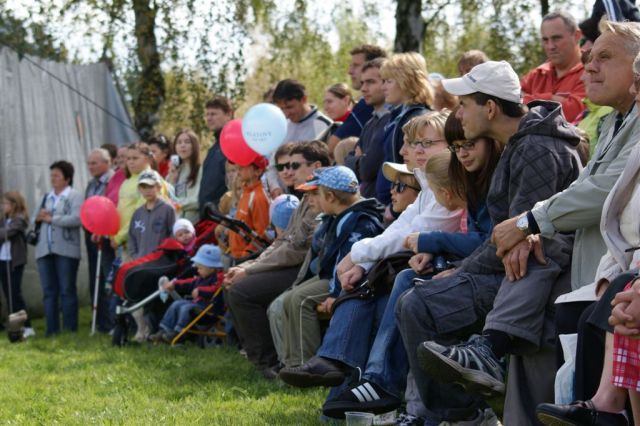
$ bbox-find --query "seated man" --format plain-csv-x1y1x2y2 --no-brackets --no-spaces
521,11,586,122
418,20,640,424
394,60,583,425
224,141,331,379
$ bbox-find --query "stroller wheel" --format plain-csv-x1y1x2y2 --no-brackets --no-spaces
111,317,129,347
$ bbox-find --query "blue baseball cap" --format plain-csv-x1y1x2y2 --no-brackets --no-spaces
270,194,300,230
191,244,223,268
296,166,359,193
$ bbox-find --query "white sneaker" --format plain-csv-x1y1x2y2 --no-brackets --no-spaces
23,327,36,338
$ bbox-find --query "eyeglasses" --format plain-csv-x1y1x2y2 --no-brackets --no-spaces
391,181,420,193
409,139,446,149
448,140,477,153
275,161,311,172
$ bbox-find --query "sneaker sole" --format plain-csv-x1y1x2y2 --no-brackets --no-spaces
323,399,401,419
536,411,579,426
417,343,505,398
278,370,345,388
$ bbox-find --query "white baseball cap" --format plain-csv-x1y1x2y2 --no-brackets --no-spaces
442,61,522,104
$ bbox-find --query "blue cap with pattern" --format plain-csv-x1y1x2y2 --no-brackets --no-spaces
297,166,359,193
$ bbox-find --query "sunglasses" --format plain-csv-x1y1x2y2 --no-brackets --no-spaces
409,138,446,149
275,161,311,172
391,181,420,193
448,140,477,153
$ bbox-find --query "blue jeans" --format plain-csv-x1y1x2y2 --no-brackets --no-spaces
0,262,31,327
37,254,80,336
160,300,201,332
317,292,389,403
363,269,429,396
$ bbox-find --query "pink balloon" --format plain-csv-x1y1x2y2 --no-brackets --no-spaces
220,119,260,166
80,196,120,236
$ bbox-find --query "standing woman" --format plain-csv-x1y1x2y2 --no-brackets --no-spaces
0,191,34,337
167,130,203,223
35,161,83,336
149,134,172,178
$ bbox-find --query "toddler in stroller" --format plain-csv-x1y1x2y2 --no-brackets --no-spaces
111,219,215,346
149,244,225,344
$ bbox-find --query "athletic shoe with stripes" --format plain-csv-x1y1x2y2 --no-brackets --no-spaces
417,334,506,398
322,380,401,419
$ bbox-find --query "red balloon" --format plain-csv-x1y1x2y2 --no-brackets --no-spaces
80,196,120,236
219,119,260,166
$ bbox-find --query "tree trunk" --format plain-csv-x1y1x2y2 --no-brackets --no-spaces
394,0,424,52
131,0,164,140
540,0,549,17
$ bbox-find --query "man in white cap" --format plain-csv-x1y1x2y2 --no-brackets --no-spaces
396,59,584,424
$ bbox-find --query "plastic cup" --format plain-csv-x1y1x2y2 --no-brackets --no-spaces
345,411,375,426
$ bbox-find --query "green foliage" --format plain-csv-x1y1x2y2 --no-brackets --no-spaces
240,4,379,113
0,6,67,61
0,308,326,424
422,0,546,77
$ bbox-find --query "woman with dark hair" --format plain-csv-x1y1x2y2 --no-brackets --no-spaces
148,134,172,178
167,130,202,223
34,160,83,336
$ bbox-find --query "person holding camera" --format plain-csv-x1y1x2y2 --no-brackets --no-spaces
167,130,203,224
34,160,83,336
0,191,33,337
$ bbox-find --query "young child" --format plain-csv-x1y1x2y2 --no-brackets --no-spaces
228,156,271,258
276,166,386,369
128,170,176,260
269,194,300,238
0,191,34,337
150,244,224,343
172,218,196,253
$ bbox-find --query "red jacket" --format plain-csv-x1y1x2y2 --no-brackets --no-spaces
521,61,586,123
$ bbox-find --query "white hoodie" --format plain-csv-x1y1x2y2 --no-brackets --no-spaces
350,168,464,271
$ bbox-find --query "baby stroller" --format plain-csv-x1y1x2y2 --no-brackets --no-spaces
111,207,270,347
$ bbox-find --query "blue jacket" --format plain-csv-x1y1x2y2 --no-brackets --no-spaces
318,198,385,297
417,199,492,258
376,104,430,204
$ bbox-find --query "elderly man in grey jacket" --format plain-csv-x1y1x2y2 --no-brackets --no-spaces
417,20,640,424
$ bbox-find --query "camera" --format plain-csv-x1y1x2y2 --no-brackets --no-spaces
432,256,452,274
170,154,181,167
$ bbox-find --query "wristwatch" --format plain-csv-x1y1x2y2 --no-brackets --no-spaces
516,213,531,235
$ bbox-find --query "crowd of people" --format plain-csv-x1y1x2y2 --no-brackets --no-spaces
5,4,640,425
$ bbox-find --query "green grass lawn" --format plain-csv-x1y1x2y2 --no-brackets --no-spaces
0,308,327,425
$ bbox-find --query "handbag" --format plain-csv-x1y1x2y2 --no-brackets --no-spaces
331,251,414,313
26,194,48,246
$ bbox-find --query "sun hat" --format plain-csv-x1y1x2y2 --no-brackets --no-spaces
382,162,415,183
191,244,223,268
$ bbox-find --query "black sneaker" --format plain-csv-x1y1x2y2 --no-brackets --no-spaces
536,400,629,426
279,356,347,388
417,334,505,397
322,380,401,419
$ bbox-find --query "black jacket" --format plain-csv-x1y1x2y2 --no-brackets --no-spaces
0,215,28,269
